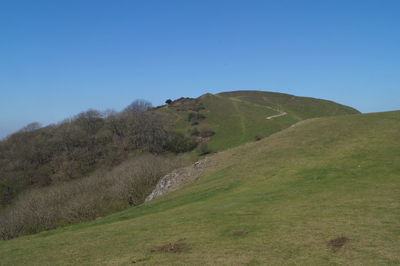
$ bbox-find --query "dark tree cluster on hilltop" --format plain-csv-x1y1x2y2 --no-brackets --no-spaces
166,97,205,112
0,100,196,207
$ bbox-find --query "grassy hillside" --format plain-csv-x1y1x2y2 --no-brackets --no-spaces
161,90,359,153
1,110,398,265
0,90,359,240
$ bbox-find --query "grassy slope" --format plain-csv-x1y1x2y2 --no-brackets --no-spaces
162,91,359,153
1,110,399,265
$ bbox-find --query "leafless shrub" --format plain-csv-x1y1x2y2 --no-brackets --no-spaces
0,154,187,240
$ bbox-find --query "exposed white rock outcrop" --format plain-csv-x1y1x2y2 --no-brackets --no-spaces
145,158,211,202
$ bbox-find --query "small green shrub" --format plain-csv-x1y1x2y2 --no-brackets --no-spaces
187,112,206,122
254,135,262,141
165,133,197,153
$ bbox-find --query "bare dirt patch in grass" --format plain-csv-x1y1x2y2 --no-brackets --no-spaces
131,256,151,264
231,229,249,235
151,240,189,253
328,236,350,252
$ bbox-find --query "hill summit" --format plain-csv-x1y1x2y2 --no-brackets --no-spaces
159,90,359,152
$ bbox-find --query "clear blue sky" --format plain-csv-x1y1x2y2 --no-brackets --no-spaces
1,0,399,139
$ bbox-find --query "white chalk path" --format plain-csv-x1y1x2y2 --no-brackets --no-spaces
266,110,287,120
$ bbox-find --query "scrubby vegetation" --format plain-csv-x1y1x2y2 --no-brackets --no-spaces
187,112,206,124
0,154,185,240
167,97,205,112
0,100,196,208
164,132,198,153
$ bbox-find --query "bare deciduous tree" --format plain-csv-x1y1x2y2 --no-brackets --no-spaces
19,122,42,132
123,99,152,115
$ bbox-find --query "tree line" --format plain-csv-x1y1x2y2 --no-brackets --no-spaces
0,100,196,208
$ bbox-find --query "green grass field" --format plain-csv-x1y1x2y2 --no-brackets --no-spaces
1,110,398,265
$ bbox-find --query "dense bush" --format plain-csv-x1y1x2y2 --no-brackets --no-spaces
165,132,198,153
187,112,206,123
168,97,205,112
189,124,215,138
0,154,186,240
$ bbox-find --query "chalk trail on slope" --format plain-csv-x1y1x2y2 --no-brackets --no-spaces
266,111,287,120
